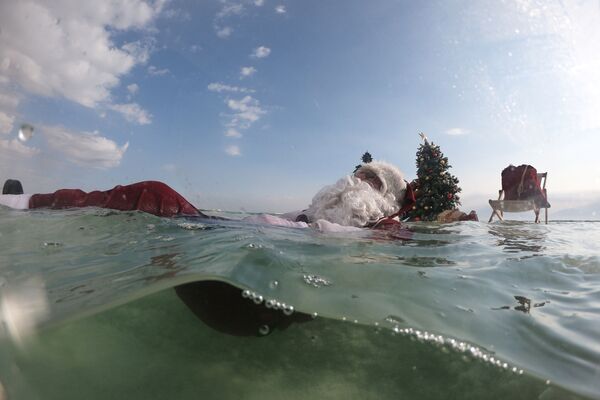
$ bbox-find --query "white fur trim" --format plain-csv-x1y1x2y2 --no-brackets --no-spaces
305,175,399,227
356,161,407,204
0,194,31,210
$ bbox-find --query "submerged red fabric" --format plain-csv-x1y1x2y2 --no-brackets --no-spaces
29,181,204,218
501,165,550,208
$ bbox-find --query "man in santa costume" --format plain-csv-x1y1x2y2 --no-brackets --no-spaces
0,160,414,233
248,159,415,233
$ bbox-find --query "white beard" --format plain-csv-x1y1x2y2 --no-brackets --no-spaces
305,175,400,227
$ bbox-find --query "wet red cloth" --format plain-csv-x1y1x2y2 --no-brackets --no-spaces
29,181,204,218
397,180,416,218
371,217,413,240
501,165,550,208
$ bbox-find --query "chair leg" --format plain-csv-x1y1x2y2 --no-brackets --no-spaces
489,209,503,222
534,210,540,223
545,207,548,224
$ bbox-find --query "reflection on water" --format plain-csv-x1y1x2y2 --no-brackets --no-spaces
488,223,547,256
397,256,457,268
492,295,548,314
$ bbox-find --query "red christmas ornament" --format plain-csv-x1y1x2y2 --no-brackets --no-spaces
447,193,453,199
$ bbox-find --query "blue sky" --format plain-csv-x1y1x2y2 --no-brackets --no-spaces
1,0,600,216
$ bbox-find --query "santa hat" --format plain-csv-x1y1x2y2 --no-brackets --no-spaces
355,160,407,202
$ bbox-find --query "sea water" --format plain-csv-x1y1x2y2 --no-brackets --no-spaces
0,207,599,399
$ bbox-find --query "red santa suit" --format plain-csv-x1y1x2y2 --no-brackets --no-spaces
17,181,204,218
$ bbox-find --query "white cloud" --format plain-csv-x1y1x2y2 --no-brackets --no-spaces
226,96,266,127
109,103,152,125
216,26,233,38
0,138,40,157
446,128,469,136
275,5,286,14
0,111,15,135
122,39,154,64
225,145,241,156
0,92,20,135
147,65,170,76
127,83,140,95
214,2,245,38
217,3,245,18
42,125,129,168
190,44,202,53
254,0,265,6
240,66,257,78
225,128,242,138
251,46,271,59
207,82,254,93
0,93,19,110
0,1,163,108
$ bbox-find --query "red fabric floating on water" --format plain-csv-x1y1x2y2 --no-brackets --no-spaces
501,165,550,208
29,181,204,217
371,217,413,240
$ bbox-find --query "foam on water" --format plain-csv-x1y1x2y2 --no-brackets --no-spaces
0,207,599,398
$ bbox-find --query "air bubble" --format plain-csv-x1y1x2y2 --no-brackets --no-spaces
253,295,264,304
265,299,275,309
312,312,318,319
389,326,520,373
269,280,279,289
303,274,332,288
241,290,251,298
258,325,270,336
283,304,294,316
18,123,34,142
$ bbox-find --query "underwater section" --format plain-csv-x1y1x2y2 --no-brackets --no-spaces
1,208,599,399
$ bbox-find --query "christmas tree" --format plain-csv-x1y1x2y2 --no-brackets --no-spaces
353,151,372,172
406,133,461,221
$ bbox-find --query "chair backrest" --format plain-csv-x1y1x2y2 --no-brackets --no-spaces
537,172,547,190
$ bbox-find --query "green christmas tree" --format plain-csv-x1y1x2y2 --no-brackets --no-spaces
406,133,461,221
353,151,372,172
